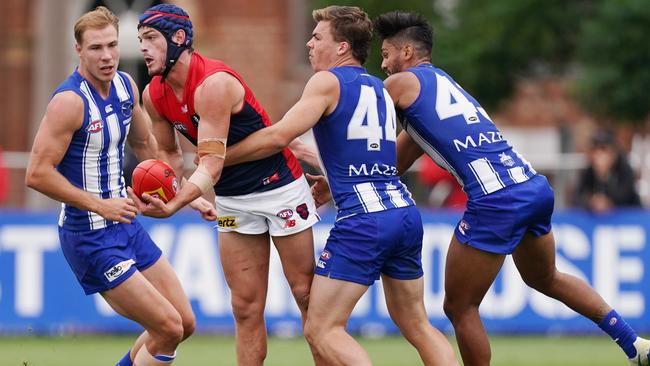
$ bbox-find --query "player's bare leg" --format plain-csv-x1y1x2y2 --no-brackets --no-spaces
382,275,459,366
443,235,505,366
122,257,197,362
304,276,371,366
220,231,270,366
273,228,329,365
103,271,184,364
513,231,649,365
513,231,610,319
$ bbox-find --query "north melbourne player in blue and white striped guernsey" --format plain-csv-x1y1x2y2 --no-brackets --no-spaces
375,10,650,366
225,5,459,366
25,7,214,366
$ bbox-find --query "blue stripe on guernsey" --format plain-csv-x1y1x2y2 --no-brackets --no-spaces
312,66,414,220
398,64,536,199
55,70,135,230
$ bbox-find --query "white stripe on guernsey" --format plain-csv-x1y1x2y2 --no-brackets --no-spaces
385,182,409,208
105,113,122,198
405,126,463,187
79,81,106,230
58,202,66,226
508,166,529,184
353,182,385,213
513,149,537,175
469,158,505,195
113,73,130,102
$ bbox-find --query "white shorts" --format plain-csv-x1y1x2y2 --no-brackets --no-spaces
215,175,320,236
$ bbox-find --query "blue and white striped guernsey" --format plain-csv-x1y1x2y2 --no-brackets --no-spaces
54,70,135,230
398,64,537,200
313,66,415,221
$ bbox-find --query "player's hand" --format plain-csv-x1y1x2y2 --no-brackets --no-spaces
95,197,138,224
127,187,176,218
190,196,218,221
306,173,331,208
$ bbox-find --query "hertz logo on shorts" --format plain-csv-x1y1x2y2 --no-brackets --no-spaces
217,216,238,228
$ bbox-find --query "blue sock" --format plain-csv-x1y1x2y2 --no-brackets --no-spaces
115,349,133,366
598,309,638,358
154,351,177,363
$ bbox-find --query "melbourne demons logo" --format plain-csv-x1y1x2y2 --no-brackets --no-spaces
86,119,104,133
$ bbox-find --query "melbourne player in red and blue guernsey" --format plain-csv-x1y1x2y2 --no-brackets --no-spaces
225,5,459,366
375,10,650,366
25,7,212,366
131,4,322,365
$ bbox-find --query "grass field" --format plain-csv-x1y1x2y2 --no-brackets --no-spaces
0,334,630,366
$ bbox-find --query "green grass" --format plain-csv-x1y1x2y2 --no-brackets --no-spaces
0,334,628,366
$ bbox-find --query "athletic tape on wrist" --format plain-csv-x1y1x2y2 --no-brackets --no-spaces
188,164,214,195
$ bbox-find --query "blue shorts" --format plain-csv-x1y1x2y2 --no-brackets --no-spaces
58,220,162,295
315,205,424,286
454,174,554,254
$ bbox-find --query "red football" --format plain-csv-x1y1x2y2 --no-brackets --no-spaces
131,159,178,203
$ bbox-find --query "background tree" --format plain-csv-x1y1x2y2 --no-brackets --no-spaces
575,0,650,124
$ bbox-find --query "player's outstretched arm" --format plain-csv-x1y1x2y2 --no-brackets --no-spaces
288,138,321,170
132,72,238,218
225,70,338,166
125,75,158,161
25,92,136,223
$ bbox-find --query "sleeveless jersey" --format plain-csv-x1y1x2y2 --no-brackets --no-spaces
148,52,302,196
55,70,135,230
398,64,536,200
313,66,415,220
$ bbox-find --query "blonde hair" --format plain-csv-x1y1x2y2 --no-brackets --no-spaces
74,6,119,44
312,5,372,64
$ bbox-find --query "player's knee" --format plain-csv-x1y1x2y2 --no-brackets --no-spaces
290,285,311,312
522,270,556,293
303,318,323,347
181,312,196,340
154,312,184,346
231,296,265,324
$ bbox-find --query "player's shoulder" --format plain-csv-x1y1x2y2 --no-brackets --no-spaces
305,70,339,94
385,71,419,91
46,90,84,127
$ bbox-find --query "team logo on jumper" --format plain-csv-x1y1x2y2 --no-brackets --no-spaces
172,122,188,132
86,120,104,133
191,115,200,127
121,101,133,118
499,152,515,167
263,172,280,186
218,216,238,228
296,203,309,220
104,259,135,282
320,250,331,260
276,209,294,220
458,220,471,235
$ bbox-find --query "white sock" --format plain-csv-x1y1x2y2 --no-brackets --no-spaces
133,345,176,366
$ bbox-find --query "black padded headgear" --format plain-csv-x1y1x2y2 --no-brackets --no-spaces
138,4,193,80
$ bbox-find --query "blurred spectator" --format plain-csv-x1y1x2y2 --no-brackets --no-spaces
0,147,7,205
576,129,641,213
417,156,467,210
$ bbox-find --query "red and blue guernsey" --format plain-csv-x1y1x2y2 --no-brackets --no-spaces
148,52,302,196
313,66,415,221
55,70,135,230
398,64,537,200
